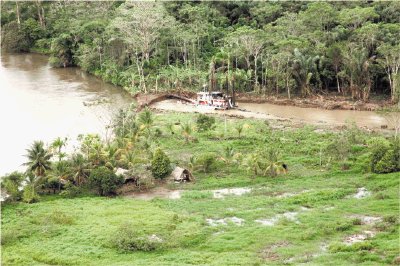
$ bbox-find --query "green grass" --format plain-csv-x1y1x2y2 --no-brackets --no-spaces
2,112,399,265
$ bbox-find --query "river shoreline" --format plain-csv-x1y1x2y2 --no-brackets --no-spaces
134,91,391,112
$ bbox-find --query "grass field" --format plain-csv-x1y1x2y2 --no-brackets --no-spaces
1,112,399,265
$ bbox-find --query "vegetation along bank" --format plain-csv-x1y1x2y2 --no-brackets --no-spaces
2,1,400,104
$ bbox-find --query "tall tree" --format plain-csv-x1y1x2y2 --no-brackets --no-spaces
24,141,52,177
110,2,171,93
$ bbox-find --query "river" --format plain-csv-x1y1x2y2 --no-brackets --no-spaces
0,53,388,176
0,53,132,176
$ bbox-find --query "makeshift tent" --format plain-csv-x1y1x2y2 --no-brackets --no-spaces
169,167,194,182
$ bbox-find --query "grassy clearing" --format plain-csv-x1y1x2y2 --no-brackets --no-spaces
1,112,399,265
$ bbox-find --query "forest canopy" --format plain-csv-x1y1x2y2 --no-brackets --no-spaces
1,1,400,102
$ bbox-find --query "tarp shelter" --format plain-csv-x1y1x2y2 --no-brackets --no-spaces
169,167,194,182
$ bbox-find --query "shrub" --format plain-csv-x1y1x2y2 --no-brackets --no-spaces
1,21,30,52
374,150,397,173
60,182,82,198
22,185,40,203
1,229,20,246
151,148,171,179
196,153,217,173
88,166,123,196
370,139,400,173
45,177,62,194
1,171,24,202
196,114,216,132
111,224,164,252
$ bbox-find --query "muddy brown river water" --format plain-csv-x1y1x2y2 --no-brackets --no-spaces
0,53,131,175
0,53,387,176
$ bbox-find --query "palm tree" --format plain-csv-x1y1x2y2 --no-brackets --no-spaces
23,172,43,203
243,152,262,176
262,148,284,177
181,122,194,143
51,137,67,161
235,124,244,138
291,48,319,96
138,107,154,136
24,140,52,177
47,160,69,193
70,153,90,185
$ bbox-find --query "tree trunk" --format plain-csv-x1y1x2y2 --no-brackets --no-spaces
36,0,45,28
16,2,21,28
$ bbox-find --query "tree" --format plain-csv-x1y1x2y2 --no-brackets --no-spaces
260,148,285,177
227,26,264,88
22,173,43,203
342,44,373,101
338,7,378,30
49,33,76,67
88,166,123,196
1,172,24,202
291,49,319,96
327,44,344,93
24,141,52,178
110,2,171,93
70,153,90,185
196,114,216,132
151,148,171,179
51,137,67,161
377,44,400,103
138,107,154,136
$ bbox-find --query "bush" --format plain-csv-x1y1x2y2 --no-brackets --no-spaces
1,172,24,202
45,177,62,194
370,139,400,174
60,182,82,198
1,21,30,52
111,224,164,252
151,148,171,179
88,166,123,196
1,229,20,246
197,153,217,173
22,185,40,203
196,114,216,132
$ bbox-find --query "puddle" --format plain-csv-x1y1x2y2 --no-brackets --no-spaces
206,216,245,226
126,187,182,200
353,187,371,199
275,190,310,199
344,230,375,245
255,217,279,226
255,211,300,226
212,188,252,199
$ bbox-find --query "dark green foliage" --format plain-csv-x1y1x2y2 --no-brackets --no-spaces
151,148,171,179
111,223,164,252
2,2,398,101
88,166,123,196
45,177,61,194
196,114,216,132
370,139,400,174
1,21,30,52
1,172,24,202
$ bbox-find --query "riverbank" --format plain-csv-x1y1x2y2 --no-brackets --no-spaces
134,91,391,112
